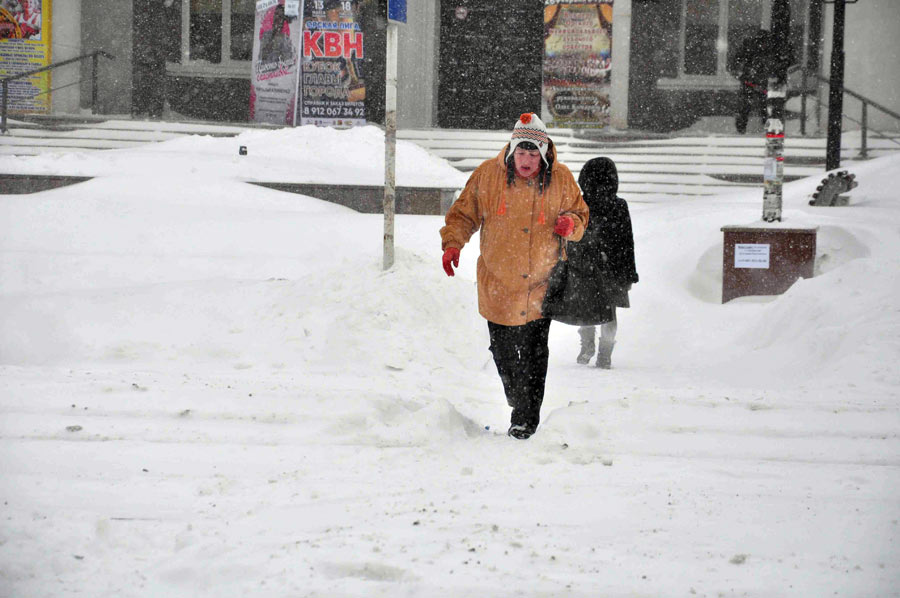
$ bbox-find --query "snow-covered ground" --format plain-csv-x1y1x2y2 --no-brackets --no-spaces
1,126,898,597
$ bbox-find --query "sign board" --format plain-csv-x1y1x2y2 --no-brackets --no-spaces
297,0,367,127
721,226,817,303
0,0,52,117
388,0,406,23
249,0,302,126
734,243,770,269
541,0,614,129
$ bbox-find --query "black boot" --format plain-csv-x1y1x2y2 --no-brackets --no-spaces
508,424,534,439
577,327,595,364
595,339,615,369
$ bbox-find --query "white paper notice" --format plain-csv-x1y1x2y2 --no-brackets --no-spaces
764,158,776,181
735,243,770,268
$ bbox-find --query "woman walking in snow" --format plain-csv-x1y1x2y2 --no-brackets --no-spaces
567,157,638,368
440,113,589,440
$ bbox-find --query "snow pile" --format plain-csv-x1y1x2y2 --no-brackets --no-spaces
1,129,898,597
1,124,470,188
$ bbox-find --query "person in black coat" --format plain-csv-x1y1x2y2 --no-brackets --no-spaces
568,157,638,368
730,28,775,135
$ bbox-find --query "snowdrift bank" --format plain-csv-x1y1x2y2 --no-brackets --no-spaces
1,131,898,598
2,124,470,188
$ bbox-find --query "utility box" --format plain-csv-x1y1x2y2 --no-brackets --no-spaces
721,225,818,303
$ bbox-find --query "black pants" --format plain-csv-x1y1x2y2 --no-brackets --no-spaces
736,82,767,134
488,318,551,431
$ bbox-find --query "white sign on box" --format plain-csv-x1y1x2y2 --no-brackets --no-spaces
735,243,770,269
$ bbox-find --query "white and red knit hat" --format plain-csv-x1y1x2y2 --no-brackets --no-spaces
508,113,550,166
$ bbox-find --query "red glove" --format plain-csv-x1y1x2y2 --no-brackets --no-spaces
554,215,574,237
442,247,460,277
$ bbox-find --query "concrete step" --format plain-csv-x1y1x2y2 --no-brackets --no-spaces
0,116,254,155
399,127,900,198
3,116,898,199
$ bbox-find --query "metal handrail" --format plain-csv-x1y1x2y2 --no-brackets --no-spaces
815,74,900,158
814,75,900,122
1,49,115,134
798,73,900,158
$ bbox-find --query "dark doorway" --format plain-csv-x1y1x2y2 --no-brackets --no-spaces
628,0,699,132
132,0,181,118
438,0,543,130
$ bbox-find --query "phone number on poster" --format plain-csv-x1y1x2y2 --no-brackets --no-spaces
303,106,365,117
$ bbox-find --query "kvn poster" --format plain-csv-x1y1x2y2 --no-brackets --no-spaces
542,0,612,128
0,0,52,116
297,0,365,127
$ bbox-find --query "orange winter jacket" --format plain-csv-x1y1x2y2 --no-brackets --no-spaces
440,144,589,326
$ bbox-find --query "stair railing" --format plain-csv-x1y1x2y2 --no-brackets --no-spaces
1,49,115,134
800,73,900,158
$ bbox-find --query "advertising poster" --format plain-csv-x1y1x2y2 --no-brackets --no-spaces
250,0,302,125
542,0,612,128
297,0,365,128
0,0,51,115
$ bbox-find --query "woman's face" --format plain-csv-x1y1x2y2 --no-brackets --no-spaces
513,146,542,179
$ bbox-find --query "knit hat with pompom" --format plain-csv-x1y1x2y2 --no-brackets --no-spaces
508,113,550,166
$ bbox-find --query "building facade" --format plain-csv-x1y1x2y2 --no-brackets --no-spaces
40,0,900,133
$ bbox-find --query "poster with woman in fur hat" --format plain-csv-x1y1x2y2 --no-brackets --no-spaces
250,0,302,125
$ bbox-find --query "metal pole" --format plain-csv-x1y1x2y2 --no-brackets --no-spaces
826,0,846,171
1,79,8,134
762,79,787,222
799,0,811,137
383,21,398,271
815,76,823,135
808,0,824,134
800,67,808,137
762,0,790,223
859,101,868,159
91,52,100,114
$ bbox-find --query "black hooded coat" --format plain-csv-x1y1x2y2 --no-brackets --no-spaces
567,157,639,310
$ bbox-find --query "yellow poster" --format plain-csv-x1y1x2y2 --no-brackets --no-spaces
0,0,52,115
542,0,612,128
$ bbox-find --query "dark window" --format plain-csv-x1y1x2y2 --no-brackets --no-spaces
726,0,762,72
190,0,222,63
683,0,719,75
230,0,255,61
